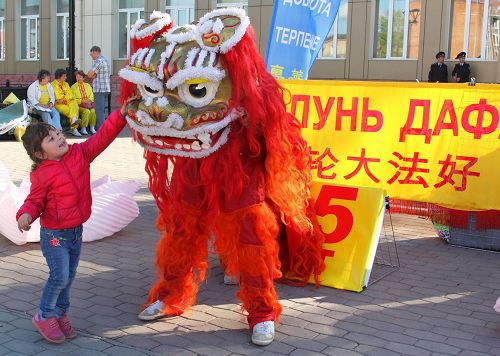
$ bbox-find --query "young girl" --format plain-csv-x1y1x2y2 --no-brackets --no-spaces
16,97,137,344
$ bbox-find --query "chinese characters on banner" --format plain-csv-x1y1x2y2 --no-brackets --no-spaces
280,80,500,211
265,0,341,80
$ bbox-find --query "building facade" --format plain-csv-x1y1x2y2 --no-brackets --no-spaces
0,0,499,88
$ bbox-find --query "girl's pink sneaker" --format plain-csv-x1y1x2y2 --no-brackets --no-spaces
32,313,66,344
57,314,78,339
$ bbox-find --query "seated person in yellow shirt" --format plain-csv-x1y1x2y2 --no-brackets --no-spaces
51,68,82,136
71,70,97,135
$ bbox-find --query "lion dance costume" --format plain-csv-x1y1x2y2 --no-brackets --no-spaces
118,8,325,344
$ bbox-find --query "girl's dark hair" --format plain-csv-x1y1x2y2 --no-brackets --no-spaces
54,68,67,79
74,70,86,78
22,122,56,171
37,69,51,82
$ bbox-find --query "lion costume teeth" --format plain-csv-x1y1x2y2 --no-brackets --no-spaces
119,8,326,335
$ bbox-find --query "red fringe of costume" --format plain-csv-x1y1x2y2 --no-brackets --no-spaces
214,203,283,325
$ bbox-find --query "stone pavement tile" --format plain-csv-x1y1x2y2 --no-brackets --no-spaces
70,335,115,351
7,328,42,343
289,349,323,356
415,340,462,355
304,323,348,337
313,334,358,349
182,330,228,346
0,345,11,356
459,352,494,356
354,345,402,356
258,341,295,355
322,347,363,356
471,335,500,348
363,319,402,333
104,345,150,356
333,320,377,335
0,321,15,333
115,334,160,350
344,332,389,348
296,312,337,325
370,330,418,345
384,341,431,356
280,314,310,328
185,343,232,356
274,324,318,339
443,337,493,354
403,328,447,342
3,339,46,354
217,341,265,355
150,333,192,347
151,344,197,355
446,313,487,326
281,336,327,352
430,326,474,340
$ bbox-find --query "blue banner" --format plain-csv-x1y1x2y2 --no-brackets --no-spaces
265,0,341,80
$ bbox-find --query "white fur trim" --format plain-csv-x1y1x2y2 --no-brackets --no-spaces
165,67,225,90
144,48,156,67
125,107,240,138
196,50,208,67
118,67,164,92
185,47,200,68
144,97,153,106
213,18,224,34
130,48,143,65
156,97,169,107
137,126,230,159
150,10,163,20
207,52,216,67
132,13,171,40
165,113,184,129
136,48,149,67
157,45,174,80
165,25,196,44
194,8,250,54
130,19,146,39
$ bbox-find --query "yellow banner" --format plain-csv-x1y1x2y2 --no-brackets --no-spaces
310,183,385,292
280,80,500,211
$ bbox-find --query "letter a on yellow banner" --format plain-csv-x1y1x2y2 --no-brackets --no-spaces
310,182,386,292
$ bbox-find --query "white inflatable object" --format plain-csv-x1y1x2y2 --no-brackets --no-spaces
0,160,141,245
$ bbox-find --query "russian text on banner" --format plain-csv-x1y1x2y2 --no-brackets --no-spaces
309,182,386,292
281,80,500,211
265,0,341,80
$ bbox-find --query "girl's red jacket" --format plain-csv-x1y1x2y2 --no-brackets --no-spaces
16,110,126,229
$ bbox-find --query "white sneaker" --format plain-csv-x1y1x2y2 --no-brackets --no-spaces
89,126,96,134
71,128,82,137
80,127,88,135
138,300,165,321
251,321,274,346
223,274,239,285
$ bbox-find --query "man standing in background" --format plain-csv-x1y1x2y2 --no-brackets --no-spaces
428,51,448,83
87,46,111,129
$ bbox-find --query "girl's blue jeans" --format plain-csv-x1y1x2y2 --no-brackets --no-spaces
39,225,83,319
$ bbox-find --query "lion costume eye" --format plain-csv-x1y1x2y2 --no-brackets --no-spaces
138,84,164,98
178,81,219,108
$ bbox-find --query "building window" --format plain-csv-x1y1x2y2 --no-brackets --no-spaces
0,0,5,60
450,0,500,60
374,0,421,59
20,0,40,60
166,0,195,26
56,0,69,60
119,0,144,58
319,0,348,59
216,0,248,12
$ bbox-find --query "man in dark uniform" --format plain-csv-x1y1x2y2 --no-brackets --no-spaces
452,51,471,83
428,51,448,82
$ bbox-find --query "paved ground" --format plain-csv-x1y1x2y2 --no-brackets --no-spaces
0,130,499,355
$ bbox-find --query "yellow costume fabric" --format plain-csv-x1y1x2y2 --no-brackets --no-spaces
71,82,96,128
39,85,50,105
52,80,79,129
